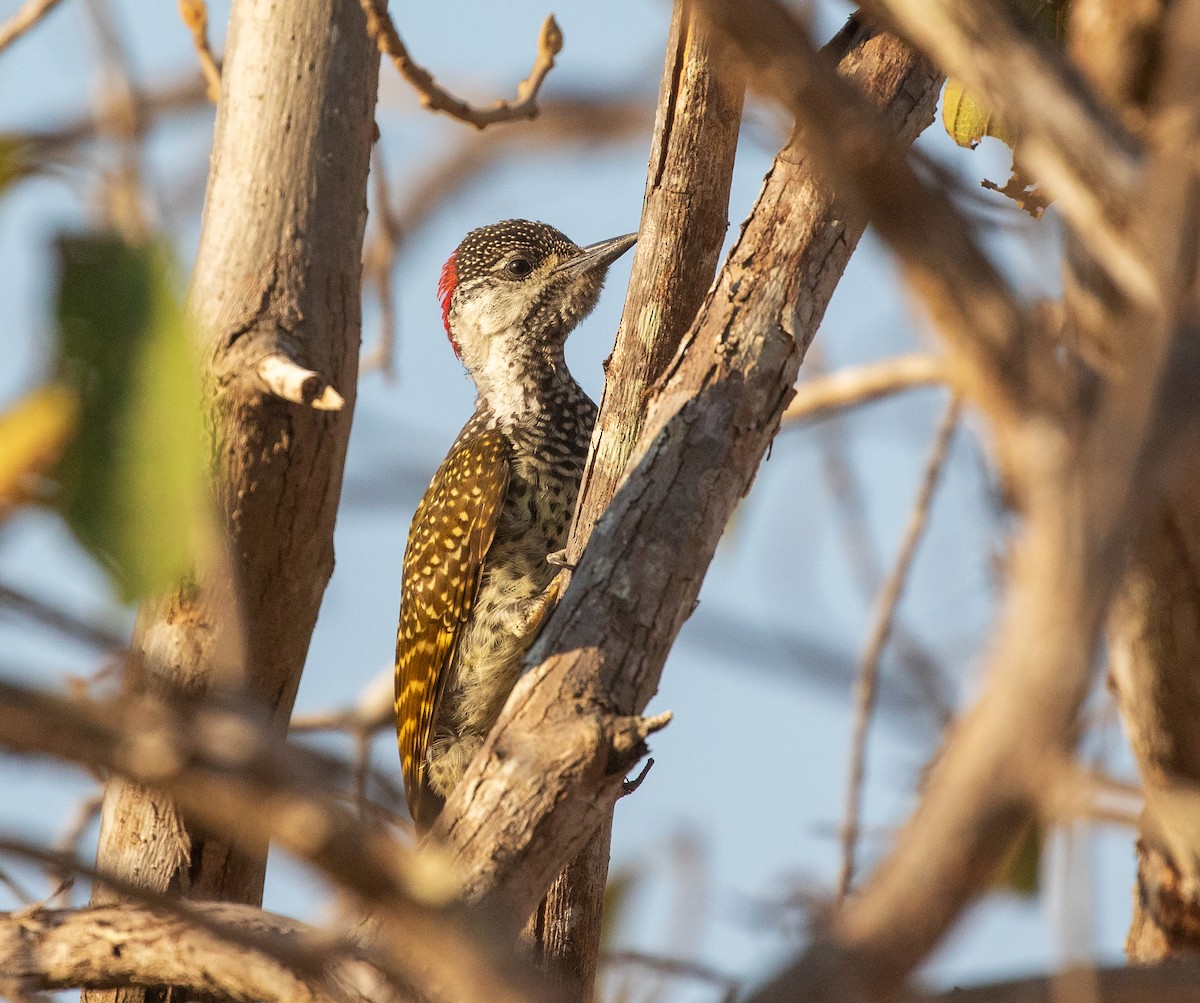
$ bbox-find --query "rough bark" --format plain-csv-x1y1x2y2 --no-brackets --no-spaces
0,903,393,1003
432,19,941,929
1110,464,1200,962
519,2,744,995
712,0,1200,997
0,681,552,1003
1068,0,1200,963
86,1,379,1001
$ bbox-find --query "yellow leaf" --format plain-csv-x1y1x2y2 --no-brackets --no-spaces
941,81,1016,150
0,385,77,513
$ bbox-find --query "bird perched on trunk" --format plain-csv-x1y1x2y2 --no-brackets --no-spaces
395,219,637,832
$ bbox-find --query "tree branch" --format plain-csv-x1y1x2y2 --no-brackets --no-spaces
837,396,960,901
431,18,942,932
691,0,1050,436
517,3,745,994
177,0,221,103
0,0,65,55
87,4,380,992
862,0,1153,305
358,0,561,129
0,680,557,1003
0,902,384,1003
783,354,951,424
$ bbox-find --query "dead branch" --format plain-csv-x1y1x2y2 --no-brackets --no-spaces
783,354,950,424
0,582,127,652
692,0,1049,437
0,680,558,1003
862,0,1150,306
178,0,221,102
837,397,960,902
803,346,955,726
256,354,346,411
359,0,561,129
0,902,386,1003
520,2,746,992
0,0,65,55
430,19,941,933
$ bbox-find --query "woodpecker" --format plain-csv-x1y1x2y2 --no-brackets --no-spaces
395,219,637,831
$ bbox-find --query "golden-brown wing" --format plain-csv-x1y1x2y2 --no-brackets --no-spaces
394,427,510,831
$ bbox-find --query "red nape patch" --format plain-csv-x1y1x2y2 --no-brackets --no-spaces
437,252,460,358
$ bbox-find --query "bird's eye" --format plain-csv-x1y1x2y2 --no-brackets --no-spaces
506,257,533,277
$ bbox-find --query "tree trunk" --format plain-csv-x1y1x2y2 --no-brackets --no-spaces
433,16,941,938
86,1,379,1000
1067,0,1200,962
519,4,744,996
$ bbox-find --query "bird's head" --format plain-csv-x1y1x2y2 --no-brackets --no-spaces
437,220,636,380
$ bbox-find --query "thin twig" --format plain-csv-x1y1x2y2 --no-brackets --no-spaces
604,950,740,1003
784,354,950,424
802,348,955,725
178,0,221,102
0,0,65,55
48,790,104,905
360,147,401,378
359,0,562,129
836,396,962,903
0,866,36,906
83,0,152,239
0,582,127,651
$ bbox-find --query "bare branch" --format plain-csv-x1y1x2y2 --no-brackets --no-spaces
837,397,960,902
691,0,1046,432
783,354,950,424
0,680,557,1003
0,0,65,55
359,0,561,129
256,354,346,411
0,582,127,652
0,902,380,1003
177,0,221,103
604,951,739,1003
803,345,955,726
432,18,942,930
862,0,1153,306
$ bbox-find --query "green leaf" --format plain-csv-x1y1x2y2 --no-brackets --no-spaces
54,235,207,603
993,820,1042,898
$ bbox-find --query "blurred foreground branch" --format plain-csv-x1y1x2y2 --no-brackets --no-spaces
784,354,950,424
0,0,64,55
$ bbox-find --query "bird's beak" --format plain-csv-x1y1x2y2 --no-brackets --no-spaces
554,232,638,277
